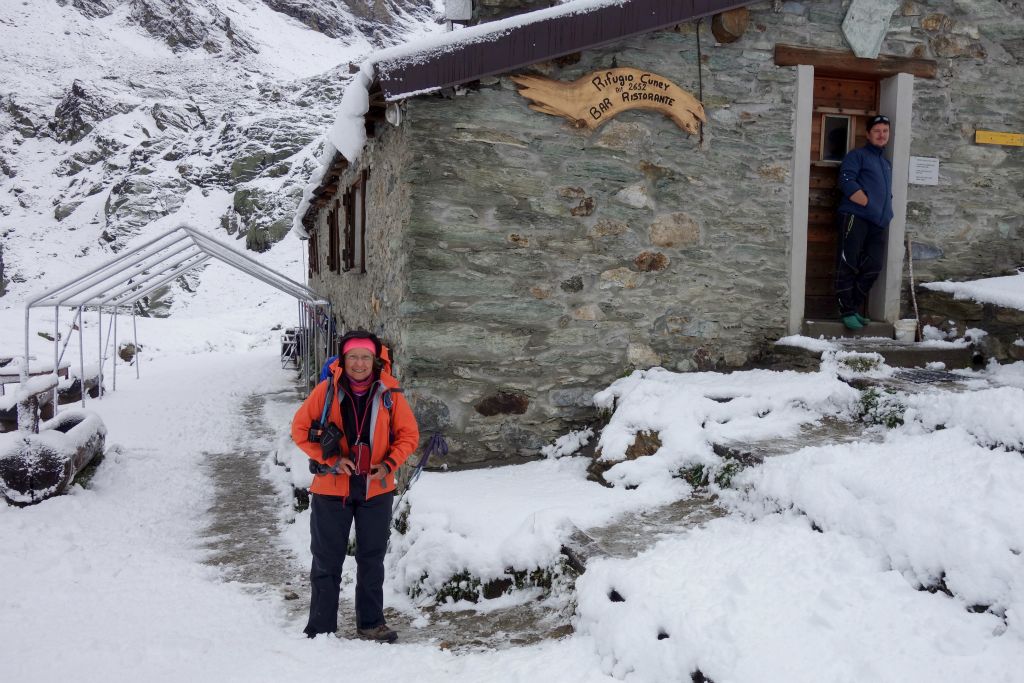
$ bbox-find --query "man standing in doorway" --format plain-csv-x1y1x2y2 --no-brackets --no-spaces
835,114,893,330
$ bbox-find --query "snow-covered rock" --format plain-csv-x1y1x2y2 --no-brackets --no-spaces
0,0,441,307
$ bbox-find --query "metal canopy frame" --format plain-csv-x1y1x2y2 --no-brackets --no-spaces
19,224,331,428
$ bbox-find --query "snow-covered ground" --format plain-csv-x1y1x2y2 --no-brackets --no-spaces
2,5,1023,677
4,244,1024,680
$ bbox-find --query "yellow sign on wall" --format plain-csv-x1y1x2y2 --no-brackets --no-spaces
975,130,1024,147
512,68,706,135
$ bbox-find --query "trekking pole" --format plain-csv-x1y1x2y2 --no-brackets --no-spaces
392,432,447,516
388,432,448,546
906,236,922,341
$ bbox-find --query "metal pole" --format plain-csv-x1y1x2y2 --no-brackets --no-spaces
78,306,85,408
305,304,312,389
112,307,118,392
133,309,140,379
97,307,103,398
22,306,30,385
53,305,59,419
302,302,307,386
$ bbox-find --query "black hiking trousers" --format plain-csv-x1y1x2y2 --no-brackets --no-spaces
304,484,394,637
835,212,888,317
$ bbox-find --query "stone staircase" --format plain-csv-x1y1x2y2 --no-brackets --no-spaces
801,318,894,339
779,318,979,369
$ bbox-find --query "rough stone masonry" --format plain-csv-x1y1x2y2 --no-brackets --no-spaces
310,0,1024,465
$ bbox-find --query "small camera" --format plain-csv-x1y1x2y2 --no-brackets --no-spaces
307,420,325,443
319,422,344,459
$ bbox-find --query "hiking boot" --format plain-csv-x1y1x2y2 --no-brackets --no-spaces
841,314,864,330
855,312,871,325
357,624,398,643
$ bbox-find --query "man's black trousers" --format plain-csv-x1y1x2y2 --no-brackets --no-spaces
304,487,394,637
835,212,887,317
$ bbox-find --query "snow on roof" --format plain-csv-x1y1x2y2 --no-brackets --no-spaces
921,270,1024,311
291,0,629,238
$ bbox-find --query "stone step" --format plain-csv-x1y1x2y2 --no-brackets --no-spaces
835,338,977,369
776,335,978,369
802,319,895,339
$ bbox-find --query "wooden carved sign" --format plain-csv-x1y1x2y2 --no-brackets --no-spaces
512,68,706,134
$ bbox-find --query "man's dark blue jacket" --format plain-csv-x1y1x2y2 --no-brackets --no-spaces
837,143,893,227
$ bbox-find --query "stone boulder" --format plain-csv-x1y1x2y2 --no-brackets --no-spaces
50,80,136,144
126,0,255,53
0,243,7,298
151,101,206,132
2,95,42,138
56,0,116,18
587,430,661,486
262,0,437,44
226,115,317,182
104,173,192,243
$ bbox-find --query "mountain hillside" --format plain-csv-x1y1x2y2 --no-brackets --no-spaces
0,0,440,312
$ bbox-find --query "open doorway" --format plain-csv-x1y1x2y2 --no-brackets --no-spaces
804,75,879,320
781,47,929,335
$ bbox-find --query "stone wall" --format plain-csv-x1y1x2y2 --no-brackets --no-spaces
915,287,1024,362
400,15,799,463
729,1,1024,292
312,0,1024,465
309,122,412,373
896,0,1024,288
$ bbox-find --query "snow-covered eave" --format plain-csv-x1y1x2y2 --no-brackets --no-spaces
291,2,619,238
291,0,698,239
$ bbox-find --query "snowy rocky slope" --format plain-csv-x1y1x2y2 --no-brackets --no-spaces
0,0,440,311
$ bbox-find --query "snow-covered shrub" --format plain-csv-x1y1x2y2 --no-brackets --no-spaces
859,387,906,428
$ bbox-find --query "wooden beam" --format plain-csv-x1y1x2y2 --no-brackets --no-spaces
328,157,348,174
774,44,937,80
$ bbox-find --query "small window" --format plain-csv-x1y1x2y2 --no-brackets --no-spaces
820,114,851,162
342,170,368,274
328,207,341,272
308,229,320,277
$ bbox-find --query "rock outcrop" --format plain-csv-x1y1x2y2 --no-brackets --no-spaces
50,80,136,144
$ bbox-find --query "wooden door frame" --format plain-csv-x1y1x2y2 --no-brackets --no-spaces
786,66,915,332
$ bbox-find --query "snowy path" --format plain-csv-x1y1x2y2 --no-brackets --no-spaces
0,348,620,681
3,336,1023,681
201,389,308,610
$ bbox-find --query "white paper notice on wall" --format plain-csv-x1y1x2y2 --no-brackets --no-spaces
909,156,939,185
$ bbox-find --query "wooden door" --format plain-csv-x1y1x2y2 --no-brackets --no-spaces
804,76,878,319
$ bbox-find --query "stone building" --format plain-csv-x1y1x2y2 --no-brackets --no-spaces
295,0,1024,465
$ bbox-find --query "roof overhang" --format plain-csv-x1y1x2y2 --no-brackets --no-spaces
299,0,751,231
375,0,751,101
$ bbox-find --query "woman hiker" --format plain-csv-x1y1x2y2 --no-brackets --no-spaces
291,330,419,642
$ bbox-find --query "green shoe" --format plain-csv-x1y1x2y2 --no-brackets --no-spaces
841,314,864,330
855,313,871,325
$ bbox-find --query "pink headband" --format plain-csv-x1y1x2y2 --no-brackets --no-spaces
342,338,377,357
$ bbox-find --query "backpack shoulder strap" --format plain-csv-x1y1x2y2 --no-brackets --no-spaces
381,386,403,447
318,379,335,425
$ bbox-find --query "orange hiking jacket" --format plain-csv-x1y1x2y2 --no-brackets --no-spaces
291,351,419,500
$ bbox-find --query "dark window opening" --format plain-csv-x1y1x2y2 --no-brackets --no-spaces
342,170,368,274
308,230,320,278
821,114,852,162
328,207,341,272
